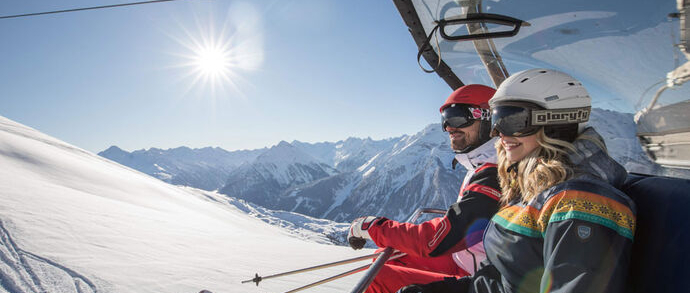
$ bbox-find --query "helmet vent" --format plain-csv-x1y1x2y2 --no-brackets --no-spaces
520,78,529,83
568,82,575,86
539,70,547,73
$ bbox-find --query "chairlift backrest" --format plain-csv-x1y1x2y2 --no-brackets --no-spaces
621,173,690,293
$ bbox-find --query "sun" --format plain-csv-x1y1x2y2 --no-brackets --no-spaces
168,3,264,100
193,45,230,78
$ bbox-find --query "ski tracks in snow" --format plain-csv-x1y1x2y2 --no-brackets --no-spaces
0,219,98,293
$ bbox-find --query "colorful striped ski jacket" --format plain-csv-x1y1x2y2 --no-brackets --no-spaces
436,128,636,293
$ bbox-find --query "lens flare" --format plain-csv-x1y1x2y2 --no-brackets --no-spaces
168,2,264,100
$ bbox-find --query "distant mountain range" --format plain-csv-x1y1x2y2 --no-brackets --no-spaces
99,145,265,191
99,108,683,223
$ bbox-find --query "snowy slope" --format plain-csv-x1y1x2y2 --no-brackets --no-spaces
0,115,371,293
189,187,350,245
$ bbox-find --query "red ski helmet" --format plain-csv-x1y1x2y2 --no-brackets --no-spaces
440,84,496,153
439,84,496,113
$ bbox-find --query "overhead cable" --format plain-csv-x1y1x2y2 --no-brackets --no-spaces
0,0,184,20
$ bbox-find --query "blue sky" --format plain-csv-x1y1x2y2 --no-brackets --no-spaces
0,0,451,153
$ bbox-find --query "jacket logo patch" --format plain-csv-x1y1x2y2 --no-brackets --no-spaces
577,225,592,240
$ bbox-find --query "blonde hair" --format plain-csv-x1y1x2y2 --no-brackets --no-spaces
496,128,578,205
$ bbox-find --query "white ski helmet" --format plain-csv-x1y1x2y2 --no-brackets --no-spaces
490,68,591,110
489,69,591,141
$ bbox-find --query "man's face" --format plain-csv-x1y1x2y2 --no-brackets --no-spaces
446,120,481,151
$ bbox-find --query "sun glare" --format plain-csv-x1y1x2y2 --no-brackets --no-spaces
194,46,229,77
169,2,264,100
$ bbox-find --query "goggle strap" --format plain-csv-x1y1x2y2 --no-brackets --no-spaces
531,106,591,126
467,107,491,121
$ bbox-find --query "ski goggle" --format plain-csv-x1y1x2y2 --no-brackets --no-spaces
490,105,591,137
490,105,541,137
441,104,490,131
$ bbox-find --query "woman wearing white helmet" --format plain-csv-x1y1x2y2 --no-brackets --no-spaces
397,69,636,293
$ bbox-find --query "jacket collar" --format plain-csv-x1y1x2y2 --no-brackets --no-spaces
453,137,498,171
568,127,627,188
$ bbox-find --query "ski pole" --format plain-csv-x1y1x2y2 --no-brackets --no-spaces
281,263,370,293
241,251,385,286
349,247,395,293
280,249,406,293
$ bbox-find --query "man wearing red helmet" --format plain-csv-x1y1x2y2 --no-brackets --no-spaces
347,84,503,293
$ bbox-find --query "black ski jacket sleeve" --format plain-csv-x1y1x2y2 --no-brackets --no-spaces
428,164,501,256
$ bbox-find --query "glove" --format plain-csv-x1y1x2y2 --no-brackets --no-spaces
395,277,469,293
396,284,430,293
347,216,381,250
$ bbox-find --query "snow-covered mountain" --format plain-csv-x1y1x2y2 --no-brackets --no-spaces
219,141,339,208
98,145,264,191
211,124,463,223
336,125,463,220
99,137,400,195
0,115,367,293
291,137,399,171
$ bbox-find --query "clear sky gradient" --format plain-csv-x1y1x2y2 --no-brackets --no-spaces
1,0,451,153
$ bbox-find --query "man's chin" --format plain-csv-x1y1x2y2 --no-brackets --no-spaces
452,139,479,152
451,142,468,151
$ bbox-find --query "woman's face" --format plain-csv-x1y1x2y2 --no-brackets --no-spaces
499,132,539,163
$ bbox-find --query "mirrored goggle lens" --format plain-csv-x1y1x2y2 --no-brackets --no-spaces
441,106,474,131
490,106,541,137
